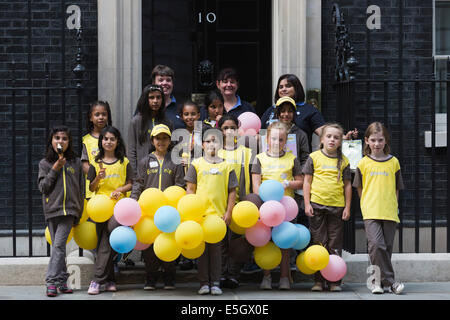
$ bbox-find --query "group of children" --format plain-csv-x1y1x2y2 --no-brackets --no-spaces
38,78,405,297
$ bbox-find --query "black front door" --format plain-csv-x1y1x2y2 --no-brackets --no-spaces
142,0,272,115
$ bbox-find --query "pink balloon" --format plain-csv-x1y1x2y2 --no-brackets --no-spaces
320,255,347,282
134,240,151,251
238,112,261,133
280,196,298,222
245,128,257,136
259,200,286,227
114,198,142,226
245,220,271,247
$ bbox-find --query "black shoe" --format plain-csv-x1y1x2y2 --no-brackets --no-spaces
220,278,228,288
227,278,239,289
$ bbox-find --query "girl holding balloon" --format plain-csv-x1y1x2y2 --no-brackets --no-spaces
251,121,303,290
38,125,85,297
302,122,352,292
185,128,238,295
86,126,134,295
217,114,254,289
130,124,185,290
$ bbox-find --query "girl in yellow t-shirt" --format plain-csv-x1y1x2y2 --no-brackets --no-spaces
252,121,303,290
353,122,405,295
185,129,238,296
302,122,352,292
86,126,134,295
81,100,112,199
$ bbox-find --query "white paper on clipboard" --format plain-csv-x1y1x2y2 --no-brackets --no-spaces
342,139,363,170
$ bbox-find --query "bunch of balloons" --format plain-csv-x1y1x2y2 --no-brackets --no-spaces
231,180,311,270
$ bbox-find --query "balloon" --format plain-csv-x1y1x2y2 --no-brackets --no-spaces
154,205,181,233
320,255,347,282
229,217,246,235
163,186,186,208
114,197,142,226
238,112,261,134
153,232,181,262
245,220,271,247
80,199,89,223
109,226,137,254
271,221,300,249
181,241,205,260
175,220,204,249
134,240,151,251
296,251,316,275
45,226,73,245
177,194,205,223
244,128,257,136
201,214,227,244
254,241,282,270
87,194,115,223
258,180,284,202
292,224,311,250
259,200,286,227
73,221,98,250
280,196,298,222
242,193,263,209
231,201,259,228
304,245,330,271
133,217,161,244
138,188,167,218
229,237,253,263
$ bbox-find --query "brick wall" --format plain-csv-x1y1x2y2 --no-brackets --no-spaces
0,0,98,231
321,0,447,223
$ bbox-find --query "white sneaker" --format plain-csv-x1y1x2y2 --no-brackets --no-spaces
260,275,272,290
278,277,290,290
210,286,223,295
390,282,404,295
198,285,210,295
371,284,384,294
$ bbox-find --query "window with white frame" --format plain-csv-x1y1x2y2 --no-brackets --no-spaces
434,0,449,113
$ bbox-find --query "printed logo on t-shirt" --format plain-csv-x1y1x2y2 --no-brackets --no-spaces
370,171,389,176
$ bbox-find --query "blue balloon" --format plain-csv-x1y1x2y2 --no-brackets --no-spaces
272,221,300,249
109,226,137,253
292,224,311,250
259,180,284,202
154,205,181,233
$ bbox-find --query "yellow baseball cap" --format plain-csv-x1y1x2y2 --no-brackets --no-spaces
275,96,297,109
150,124,171,137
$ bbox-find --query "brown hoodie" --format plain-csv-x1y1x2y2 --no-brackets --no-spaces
37,157,85,222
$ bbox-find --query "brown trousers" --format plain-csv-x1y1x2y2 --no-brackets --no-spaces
198,240,224,287
364,219,397,287
92,216,120,284
308,202,344,285
142,245,176,283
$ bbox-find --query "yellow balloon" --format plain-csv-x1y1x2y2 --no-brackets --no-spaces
80,199,89,224
45,226,74,245
201,214,227,244
229,217,246,235
181,241,205,259
177,194,205,223
254,241,282,270
87,194,115,223
304,245,330,270
138,188,167,218
175,220,204,249
296,251,316,275
133,217,161,244
73,221,98,250
153,232,181,262
231,201,259,228
163,186,186,208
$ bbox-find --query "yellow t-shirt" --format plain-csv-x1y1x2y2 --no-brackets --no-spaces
255,152,297,198
354,156,402,222
191,157,236,217
89,157,131,200
218,145,252,202
305,150,350,207
82,134,99,199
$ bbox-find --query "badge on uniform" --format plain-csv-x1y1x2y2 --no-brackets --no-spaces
209,168,220,175
149,161,159,168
